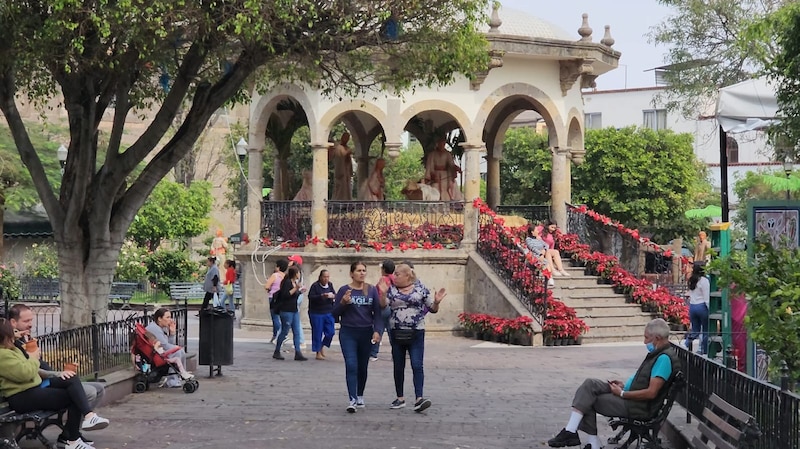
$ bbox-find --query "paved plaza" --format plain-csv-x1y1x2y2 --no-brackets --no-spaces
32,319,663,449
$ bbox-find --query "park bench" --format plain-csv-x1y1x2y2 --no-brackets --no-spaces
108,281,139,309
168,282,206,306
607,370,685,449
0,398,65,449
233,281,242,310
690,393,761,449
18,278,60,304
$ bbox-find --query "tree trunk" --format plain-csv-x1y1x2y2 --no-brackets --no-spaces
274,155,291,200
57,239,121,328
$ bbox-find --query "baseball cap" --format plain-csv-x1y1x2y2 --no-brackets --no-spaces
288,254,303,266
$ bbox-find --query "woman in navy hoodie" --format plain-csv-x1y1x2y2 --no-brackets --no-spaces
333,261,384,413
308,269,336,360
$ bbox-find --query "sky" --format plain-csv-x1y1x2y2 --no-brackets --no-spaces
497,0,675,90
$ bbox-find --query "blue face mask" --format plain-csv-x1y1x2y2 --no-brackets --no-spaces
646,343,656,353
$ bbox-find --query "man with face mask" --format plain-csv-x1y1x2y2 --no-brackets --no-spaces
546,319,681,449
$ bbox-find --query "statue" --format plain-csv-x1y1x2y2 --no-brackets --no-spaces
358,158,386,201
293,169,313,201
210,229,228,260
401,179,440,201
424,139,462,201
330,132,353,200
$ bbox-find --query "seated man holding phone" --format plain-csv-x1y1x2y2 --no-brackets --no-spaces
546,319,680,449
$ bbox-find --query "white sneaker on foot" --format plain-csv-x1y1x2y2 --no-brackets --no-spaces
81,414,109,431
356,396,365,408
370,356,379,362
560,270,571,277
547,278,555,288
346,399,357,413
65,438,94,449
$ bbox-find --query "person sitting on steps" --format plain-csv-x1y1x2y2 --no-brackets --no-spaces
536,219,570,277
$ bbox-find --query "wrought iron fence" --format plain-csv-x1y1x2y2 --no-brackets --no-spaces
261,200,465,245
477,211,547,324
495,205,552,226
673,343,799,449
15,305,187,380
566,205,685,292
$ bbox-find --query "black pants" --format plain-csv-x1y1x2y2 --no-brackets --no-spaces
201,291,214,309
8,376,88,441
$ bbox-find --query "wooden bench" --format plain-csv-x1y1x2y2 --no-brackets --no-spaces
19,278,60,304
692,393,761,449
168,282,206,305
108,282,139,309
0,399,65,449
608,370,685,449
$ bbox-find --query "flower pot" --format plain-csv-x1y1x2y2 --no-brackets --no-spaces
625,294,634,304
584,268,595,276
463,330,475,338
544,336,554,346
613,286,625,294
575,336,584,345
554,339,563,346
570,259,585,267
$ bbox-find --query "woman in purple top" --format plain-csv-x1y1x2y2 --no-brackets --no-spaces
381,263,446,413
264,258,288,344
332,261,384,413
307,269,336,360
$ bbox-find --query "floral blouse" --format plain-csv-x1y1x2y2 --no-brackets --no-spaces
386,281,433,330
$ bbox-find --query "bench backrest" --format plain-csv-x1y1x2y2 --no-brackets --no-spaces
652,370,685,424
692,393,762,449
20,278,60,300
168,282,206,300
233,281,242,300
109,282,138,297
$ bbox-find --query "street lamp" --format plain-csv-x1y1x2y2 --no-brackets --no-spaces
57,144,68,175
235,138,248,245
784,160,794,201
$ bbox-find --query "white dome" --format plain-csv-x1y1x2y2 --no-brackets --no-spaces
484,7,574,41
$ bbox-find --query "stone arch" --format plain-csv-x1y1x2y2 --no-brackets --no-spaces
566,108,584,162
400,100,474,142
318,100,389,145
250,85,318,147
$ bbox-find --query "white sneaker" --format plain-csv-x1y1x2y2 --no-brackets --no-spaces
547,278,555,288
552,271,563,277
370,356,379,362
560,270,571,277
65,438,94,449
356,396,365,408
81,414,109,431
346,399,357,413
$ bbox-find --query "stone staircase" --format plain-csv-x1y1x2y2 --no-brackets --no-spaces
552,266,657,344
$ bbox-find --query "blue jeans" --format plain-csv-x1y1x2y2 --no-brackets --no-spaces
277,311,302,352
270,309,281,339
309,313,335,353
294,295,305,344
370,309,391,357
390,329,426,399
220,291,235,312
686,303,709,354
339,326,373,401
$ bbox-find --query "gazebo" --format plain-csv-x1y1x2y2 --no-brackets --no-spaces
243,6,621,247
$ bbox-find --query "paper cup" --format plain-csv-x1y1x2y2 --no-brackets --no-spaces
64,362,78,372
24,339,38,352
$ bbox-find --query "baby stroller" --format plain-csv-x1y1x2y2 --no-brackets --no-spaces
130,322,199,394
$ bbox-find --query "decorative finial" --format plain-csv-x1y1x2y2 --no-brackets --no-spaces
601,25,615,47
578,13,592,42
489,3,502,33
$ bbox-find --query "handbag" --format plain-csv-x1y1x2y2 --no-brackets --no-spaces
225,283,234,296
393,328,415,342
212,292,222,308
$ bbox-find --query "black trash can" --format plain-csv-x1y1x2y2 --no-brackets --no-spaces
198,308,234,376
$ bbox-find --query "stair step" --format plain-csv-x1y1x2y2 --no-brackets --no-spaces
555,278,615,288
578,315,655,327
555,297,630,306
581,324,648,338
567,305,650,317
581,334,644,344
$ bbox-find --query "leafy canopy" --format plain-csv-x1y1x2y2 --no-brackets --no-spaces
499,127,551,205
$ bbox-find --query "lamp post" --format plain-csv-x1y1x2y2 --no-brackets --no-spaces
57,144,68,175
235,138,248,245
784,160,793,201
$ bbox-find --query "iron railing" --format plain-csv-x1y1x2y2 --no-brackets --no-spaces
261,200,465,245
673,343,799,449
18,306,187,380
495,205,552,226
477,211,547,324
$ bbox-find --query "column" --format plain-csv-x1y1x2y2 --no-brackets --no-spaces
486,154,501,209
550,146,571,229
461,142,486,249
245,145,263,249
241,144,264,325
311,143,330,239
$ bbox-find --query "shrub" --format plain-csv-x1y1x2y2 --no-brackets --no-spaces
145,249,200,291
115,242,149,281
23,243,59,279
0,264,21,299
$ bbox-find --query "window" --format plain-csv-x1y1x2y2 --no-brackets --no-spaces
726,135,739,164
584,113,602,130
642,109,667,130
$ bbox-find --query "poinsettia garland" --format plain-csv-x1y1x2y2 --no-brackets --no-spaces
260,232,460,252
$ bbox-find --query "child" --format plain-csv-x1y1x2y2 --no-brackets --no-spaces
371,260,396,361
144,331,194,379
221,260,237,313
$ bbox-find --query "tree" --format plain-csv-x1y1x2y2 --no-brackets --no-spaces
383,142,426,200
127,180,213,251
572,127,711,238
0,1,491,327
648,0,785,117
498,127,551,205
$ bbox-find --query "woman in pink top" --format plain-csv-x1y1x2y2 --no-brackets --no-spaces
265,258,289,344
535,219,569,277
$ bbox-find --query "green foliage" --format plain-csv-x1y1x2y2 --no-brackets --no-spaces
114,242,149,281
22,242,59,279
499,128,551,205
144,249,200,291
384,143,426,200
709,235,800,383
127,180,212,251
0,263,21,299
732,170,787,224
0,122,67,210
648,0,783,118
573,127,710,239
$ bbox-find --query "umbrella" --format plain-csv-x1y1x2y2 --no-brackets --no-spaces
684,205,722,219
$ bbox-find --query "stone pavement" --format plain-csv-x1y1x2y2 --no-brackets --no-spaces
33,318,672,449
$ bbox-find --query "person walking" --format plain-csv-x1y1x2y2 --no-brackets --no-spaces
381,263,446,413
288,254,307,348
264,259,289,344
370,260,395,361
200,256,220,310
307,270,336,360
273,266,308,361
333,261,384,413
685,264,710,355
